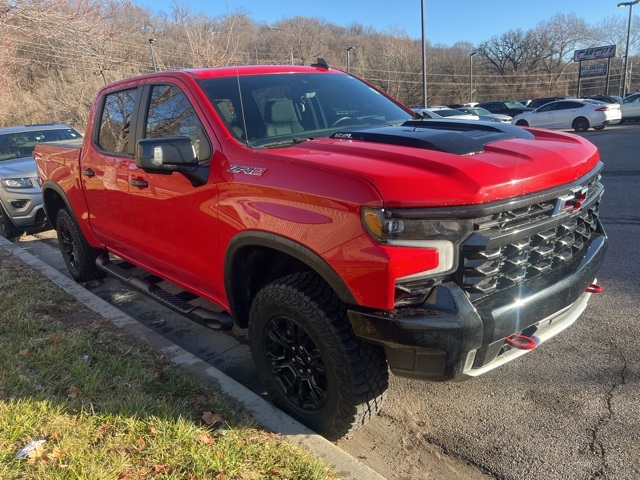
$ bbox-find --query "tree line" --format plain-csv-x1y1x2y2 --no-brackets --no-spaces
0,0,638,129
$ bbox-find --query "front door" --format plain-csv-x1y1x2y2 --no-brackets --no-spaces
128,82,224,300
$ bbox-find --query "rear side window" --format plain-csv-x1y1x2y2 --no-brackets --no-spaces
145,85,211,161
97,88,137,154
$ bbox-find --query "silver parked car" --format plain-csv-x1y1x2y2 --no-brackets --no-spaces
0,123,82,238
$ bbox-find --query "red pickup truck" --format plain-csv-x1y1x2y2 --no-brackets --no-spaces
35,64,606,439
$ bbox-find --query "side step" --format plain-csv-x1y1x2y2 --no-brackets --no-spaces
96,255,234,330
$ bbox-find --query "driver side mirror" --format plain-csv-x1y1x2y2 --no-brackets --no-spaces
135,136,209,186
135,136,198,170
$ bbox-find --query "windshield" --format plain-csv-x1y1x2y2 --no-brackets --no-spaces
471,107,491,115
431,109,464,117
198,73,412,147
0,128,82,162
504,101,527,109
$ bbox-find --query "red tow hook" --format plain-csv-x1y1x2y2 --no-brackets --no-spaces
586,283,603,294
505,334,537,351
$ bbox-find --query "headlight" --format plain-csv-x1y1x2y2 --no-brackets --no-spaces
1,178,35,188
362,206,472,274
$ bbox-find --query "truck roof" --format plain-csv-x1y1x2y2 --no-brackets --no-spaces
103,65,342,89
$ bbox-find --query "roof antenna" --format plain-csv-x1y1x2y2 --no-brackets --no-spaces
311,58,329,69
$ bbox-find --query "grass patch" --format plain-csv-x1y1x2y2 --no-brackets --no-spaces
0,252,336,479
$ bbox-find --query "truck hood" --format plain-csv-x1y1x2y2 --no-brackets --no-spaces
0,157,37,179
258,120,600,207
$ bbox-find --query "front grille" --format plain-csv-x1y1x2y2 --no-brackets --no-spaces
455,171,604,302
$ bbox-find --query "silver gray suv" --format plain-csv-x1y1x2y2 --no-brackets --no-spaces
0,123,82,239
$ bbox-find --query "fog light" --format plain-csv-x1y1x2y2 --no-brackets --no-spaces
11,200,27,209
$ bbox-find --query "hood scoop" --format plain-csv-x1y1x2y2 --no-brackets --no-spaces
330,120,535,156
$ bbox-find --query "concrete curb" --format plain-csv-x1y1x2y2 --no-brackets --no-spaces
0,236,383,480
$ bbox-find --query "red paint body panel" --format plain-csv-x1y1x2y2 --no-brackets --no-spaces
259,129,599,208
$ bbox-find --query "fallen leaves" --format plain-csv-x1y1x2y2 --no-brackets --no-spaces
201,411,223,426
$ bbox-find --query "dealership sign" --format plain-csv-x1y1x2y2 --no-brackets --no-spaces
580,63,608,77
574,45,619,62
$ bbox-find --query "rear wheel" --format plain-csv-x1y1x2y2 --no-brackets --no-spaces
248,272,388,440
572,117,590,132
0,206,22,240
515,119,529,126
56,208,106,282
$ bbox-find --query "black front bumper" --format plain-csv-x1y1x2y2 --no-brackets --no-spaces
348,233,607,381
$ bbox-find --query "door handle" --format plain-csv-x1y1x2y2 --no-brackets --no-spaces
81,169,95,177
130,178,149,188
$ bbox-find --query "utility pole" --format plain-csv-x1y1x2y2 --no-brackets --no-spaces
618,0,639,97
149,38,158,73
421,0,428,107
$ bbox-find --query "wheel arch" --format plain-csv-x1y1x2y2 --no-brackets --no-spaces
224,231,357,328
41,180,72,229
41,180,103,247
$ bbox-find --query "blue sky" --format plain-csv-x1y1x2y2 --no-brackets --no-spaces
135,0,633,46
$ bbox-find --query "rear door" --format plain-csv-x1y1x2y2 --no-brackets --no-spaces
553,101,587,129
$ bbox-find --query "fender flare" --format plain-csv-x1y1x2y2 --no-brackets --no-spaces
41,180,103,247
224,231,357,324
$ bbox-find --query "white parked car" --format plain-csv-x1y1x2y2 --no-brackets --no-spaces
412,107,479,120
456,106,512,123
511,99,621,132
620,92,640,122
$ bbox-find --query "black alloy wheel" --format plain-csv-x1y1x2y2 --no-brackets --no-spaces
264,316,327,411
573,117,590,132
56,208,106,282
249,272,388,439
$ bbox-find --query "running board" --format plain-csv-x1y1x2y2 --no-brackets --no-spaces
96,255,234,330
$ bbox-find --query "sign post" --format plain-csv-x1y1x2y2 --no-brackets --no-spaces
573,45,619,97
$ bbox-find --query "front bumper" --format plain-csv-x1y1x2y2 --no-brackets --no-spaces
348,233,607,381
0,187,47,229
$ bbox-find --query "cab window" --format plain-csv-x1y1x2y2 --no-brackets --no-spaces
97,88,137,154
145,85,211,162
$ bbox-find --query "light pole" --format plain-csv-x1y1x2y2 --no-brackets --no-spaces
469,52,477,103
346,46,354,73
618,0,639,97
421,0,428,107
148,38,158,73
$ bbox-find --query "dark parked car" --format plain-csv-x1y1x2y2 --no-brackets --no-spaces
528,97,569,109
476,100,532,117
584,95,622,104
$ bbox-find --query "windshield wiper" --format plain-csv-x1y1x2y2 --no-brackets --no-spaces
259,137,315,149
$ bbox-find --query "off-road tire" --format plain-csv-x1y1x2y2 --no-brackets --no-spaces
572,117,590,132
248,272,388,440
515,119,529,127
0,206,22,239
56,208,106,282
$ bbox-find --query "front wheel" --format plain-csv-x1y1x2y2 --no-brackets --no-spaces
0,206,22,240
56,208,106,282
572,117,590,132
248,272,388,440
515,119,529,126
